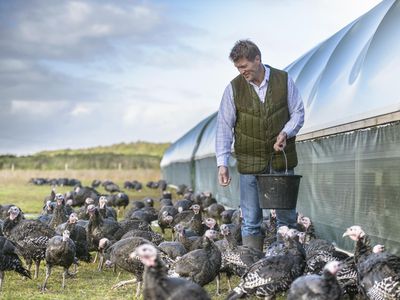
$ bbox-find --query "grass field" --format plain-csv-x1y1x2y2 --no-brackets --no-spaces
0,169,277,300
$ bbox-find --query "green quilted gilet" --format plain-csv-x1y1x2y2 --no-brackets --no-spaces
232,66,298,174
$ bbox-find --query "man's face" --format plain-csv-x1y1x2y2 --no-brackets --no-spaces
234,56,261,83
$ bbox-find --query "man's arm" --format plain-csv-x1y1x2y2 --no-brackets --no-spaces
215,84,236,186
274,75,305,151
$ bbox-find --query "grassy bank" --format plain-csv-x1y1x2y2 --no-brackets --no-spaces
0,141,170,170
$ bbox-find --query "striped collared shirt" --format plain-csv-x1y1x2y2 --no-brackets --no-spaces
215,65,305,167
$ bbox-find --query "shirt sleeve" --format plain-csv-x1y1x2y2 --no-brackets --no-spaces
215,84,236,167
282,75,305,138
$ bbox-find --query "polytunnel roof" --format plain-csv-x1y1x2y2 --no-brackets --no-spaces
160,113,216,167
292,0,400,134
162,0,400,166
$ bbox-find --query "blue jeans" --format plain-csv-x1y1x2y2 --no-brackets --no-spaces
239,168,297,237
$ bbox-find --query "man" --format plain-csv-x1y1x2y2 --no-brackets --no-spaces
215,40,304,251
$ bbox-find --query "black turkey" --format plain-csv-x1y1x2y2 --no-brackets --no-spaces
76,197,95,220
48,193,68,230
3,206,56,279
86,204,123,251
69,186,100,207
103,181,120,193
120,229,164,245
98,196,117,220
204,203,225,224
42,230,76,291
227,229,306,299
216,224,264,280
104,237,156,297
157,208,176,236
134,243,211,300
37,201,55,224
158,241,187,260
107,192,129,215
187,204,208,236
343,225,400,300
261,209,277,249
287,260,343,300
0,236,31,290
56,213,91,263
172,229,222,287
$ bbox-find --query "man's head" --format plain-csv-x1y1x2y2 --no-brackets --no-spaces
229,40,261,63
230,40,263,84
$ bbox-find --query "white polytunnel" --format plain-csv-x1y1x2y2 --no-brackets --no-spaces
161,0,400,253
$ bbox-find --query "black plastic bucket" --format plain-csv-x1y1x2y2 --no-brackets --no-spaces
256,150,302,209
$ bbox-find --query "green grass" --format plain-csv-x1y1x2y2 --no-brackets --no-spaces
0,170,280,300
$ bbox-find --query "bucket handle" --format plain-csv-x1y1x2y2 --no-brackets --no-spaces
269,149,288,174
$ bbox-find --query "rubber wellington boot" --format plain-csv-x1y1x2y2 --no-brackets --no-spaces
242,235,264,252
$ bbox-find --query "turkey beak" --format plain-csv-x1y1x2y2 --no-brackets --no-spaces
342,229,350,237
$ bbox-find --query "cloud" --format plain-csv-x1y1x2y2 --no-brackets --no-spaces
0,0,382,155
70,103,92,116
10,100,68,117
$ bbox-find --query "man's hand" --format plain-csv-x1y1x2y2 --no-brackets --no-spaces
273,131,287,152
218,166,231,187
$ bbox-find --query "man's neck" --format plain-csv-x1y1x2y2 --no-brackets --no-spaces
251,64,265,86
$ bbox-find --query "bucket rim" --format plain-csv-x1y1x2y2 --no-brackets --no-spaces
256,174,302,178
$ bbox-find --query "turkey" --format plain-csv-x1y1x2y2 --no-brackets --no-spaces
69,186,100,207
107,192,129,215
343,225,400,300
216,224,264,280
86,204,124,270
227,229,306,299
42,230,76,291
204,203,225,224
3,206,56,279
56,213,91,263
0,236,31,291
124,200,146,219
287,260,343,300
220,209,236,224
134,243,211,300
104,237,156,297
76,197,95,220
261,209,277,249
157,208,176,236
37,201,55,224
103,181,120,193
187,204,208,236
172,229,222,287
120,229,164,245
174,199,193,213
91,179,101,188
86,204,123,251
48,193,68,230
98,196,117,220
159,197,173,208
158,241,187,260
157,179,167,191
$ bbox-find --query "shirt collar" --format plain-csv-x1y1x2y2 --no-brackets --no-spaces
249,64,270,88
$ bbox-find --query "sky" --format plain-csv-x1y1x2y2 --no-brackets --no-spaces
0,0,383,155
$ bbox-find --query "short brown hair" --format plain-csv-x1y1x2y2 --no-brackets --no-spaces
229,40,261,62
